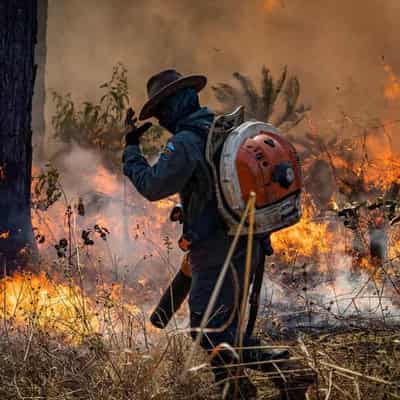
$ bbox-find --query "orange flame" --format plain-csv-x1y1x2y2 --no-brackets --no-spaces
364,129,400,190
271,206,335,263
327,126,400,192
0,271,160,339
0,272,98,338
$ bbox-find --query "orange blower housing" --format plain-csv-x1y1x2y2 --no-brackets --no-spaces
210,114,302,235
236,131,302,209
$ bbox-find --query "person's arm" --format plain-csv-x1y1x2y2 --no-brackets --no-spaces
122,136,196,201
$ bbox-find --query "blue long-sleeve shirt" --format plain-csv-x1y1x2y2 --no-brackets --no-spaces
123,130,198,202
122,108,225,244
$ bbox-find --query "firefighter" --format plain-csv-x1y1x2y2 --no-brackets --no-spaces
122,69,314,399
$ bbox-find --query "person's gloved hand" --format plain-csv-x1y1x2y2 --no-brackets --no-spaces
124,107,152,146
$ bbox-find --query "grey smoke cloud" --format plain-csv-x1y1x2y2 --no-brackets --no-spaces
46,0,400,129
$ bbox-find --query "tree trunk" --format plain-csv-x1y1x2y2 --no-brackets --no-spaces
32,0,47,160
0,0,38,273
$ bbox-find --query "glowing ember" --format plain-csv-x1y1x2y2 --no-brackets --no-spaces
0,164,5,181
358,256,379,275
388,227,400,260
384,64,400,101
263,0,281,12
0,231,10,239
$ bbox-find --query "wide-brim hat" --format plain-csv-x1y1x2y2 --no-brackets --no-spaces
139,69,207,120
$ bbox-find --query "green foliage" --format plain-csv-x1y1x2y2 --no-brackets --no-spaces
212,65,310,129
51,63,165,170
32,163,63,211
52,63,127,146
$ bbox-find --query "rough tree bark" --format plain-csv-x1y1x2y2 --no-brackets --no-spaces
32,0,47,160
0,0,38,273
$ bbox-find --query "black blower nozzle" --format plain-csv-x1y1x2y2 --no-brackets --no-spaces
150,264,192,329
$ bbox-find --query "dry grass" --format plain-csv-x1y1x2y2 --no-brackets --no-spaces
1,321,399,399
301,329,400,400
0,315,217,400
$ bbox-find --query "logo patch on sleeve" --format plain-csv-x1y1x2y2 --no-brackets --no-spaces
161,141,176,158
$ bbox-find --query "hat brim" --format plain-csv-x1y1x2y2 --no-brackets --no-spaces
139,75,207,120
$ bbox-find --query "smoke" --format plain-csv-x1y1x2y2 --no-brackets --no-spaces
37,144,181,289
46,0,400,136
262,252,399,334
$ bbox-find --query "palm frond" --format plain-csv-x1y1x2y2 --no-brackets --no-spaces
275,76,301,126
211,83,241,109
214,65,309,130
261,66,274,121
232,72,259,116
275,66,288,98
